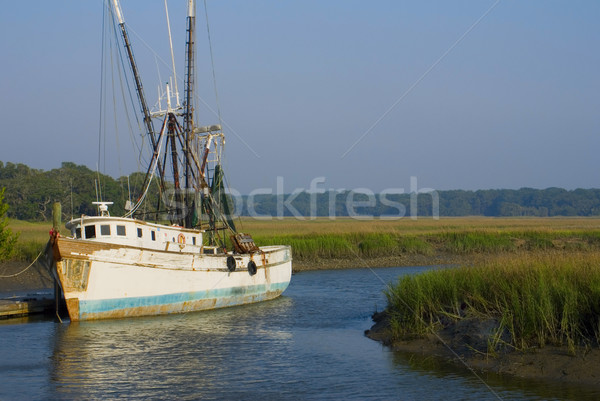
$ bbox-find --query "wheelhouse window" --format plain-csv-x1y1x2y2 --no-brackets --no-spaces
75,228,81,239
116,225,126,236
151,231,156,241
192,237,196,245
137,228,143,238
84,225,96,239
101,225,111,236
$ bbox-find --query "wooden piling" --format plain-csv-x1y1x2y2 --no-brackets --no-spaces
52,202,62,320
52,202,61,232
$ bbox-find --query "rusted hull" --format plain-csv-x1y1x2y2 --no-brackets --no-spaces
63,281,289,321
48,237,292,321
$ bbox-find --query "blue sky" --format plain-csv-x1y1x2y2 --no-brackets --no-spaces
1,1,598,194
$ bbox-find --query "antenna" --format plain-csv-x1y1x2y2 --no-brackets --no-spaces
93,201,114,217
125,176,133,211
166,82,172,111
70,178,74,219
157,84,162,111
164,0,180,107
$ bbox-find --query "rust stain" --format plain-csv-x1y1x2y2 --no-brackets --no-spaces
58,259,91,292
51,236,291,321
77,291,285,321
65,298,80,321
55,237,120,259
261,251,267,267
231,233,260,254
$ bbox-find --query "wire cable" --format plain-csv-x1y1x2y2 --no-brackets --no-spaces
203,0,223,127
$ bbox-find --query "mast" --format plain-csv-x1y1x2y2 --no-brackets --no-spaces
109,0,234,237
167,114,184,226
111,0,155,144
183,0,197,228
184,0,196,193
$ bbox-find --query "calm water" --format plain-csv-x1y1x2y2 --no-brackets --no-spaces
1,266,598,400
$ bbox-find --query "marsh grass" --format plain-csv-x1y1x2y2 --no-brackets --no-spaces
253,232,435,260
8,217,600,262
238,216,600,236
6,220,48,261
385,252,600,353
436,231,516,254
256,228,600,261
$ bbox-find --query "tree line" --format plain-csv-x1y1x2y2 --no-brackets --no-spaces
0,161,155,221
1,161,599,221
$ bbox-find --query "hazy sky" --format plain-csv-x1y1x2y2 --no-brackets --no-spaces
1,1,598,194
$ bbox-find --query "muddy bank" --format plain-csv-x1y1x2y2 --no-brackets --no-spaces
365,311,600,389
293,253,481,272
0,261,53,294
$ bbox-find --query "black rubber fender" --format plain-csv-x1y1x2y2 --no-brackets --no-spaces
227,256,236,272
247,260,257,276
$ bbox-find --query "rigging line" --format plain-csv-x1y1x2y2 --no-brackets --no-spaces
96,169,103,202
126,24,174,77
97,2,112,199
221,172,243,229
346,247,503,400
98,2,107,179
111,14,145,172
154,55,163,110
123,117,168,218
107,30,126,205
340,0,502,159
121,10,259,160
0,249,44,278
127,16,261,160
110,11,147,172
109,27,124,180
109,7,146,170
203,0,222,126
195,95,261,159
114,17,167,189
164,0,180,106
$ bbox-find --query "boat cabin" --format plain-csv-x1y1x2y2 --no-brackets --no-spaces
66,216,208,254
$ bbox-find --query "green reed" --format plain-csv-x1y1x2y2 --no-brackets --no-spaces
384,252,600,353
255,229,600,261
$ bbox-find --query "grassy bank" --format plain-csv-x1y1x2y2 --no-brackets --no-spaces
8,217,600,265
255,230,600,260
6,220,51,261
248,218,600,264
384,251,600,353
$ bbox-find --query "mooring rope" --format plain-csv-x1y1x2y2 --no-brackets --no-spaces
0,249,45,278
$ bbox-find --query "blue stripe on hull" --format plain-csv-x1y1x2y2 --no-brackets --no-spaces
78,281,290,320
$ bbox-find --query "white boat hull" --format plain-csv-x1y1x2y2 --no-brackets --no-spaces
48,237,292,321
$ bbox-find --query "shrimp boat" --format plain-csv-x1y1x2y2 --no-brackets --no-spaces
44,0,291,321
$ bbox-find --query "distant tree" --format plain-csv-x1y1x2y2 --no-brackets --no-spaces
0,187,19,261
2,161,600,220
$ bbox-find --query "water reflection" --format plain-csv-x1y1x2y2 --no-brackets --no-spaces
50,297,295,400
4,266,600,400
